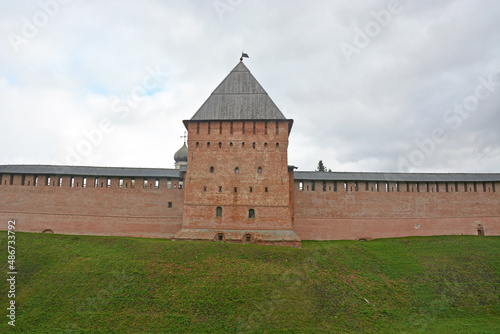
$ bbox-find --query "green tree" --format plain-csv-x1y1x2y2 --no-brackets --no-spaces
316,160,326,172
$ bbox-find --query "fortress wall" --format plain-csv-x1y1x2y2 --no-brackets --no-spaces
0,173,184,238
293,180,500,240
2,171,499,241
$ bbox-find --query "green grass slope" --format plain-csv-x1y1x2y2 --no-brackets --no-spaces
0,233,499,333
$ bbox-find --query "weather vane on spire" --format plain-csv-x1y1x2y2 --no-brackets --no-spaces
240,52,249,61
180,131,187,144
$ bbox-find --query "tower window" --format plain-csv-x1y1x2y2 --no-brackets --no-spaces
210,166,214,173
207,142,210,148
234,187,237,193
252,142,256,149
155,178,160,189
143,178,148,188
131,178,135,188
276,121,279,134
218,186,222,192
219,121,222,134
253,121,256,134
276,142,279,148
196,122,200,134
196,142,199,148
168,202,172,208
265,121,268,134
235,167,239,174
258,167,262,174
230,142,233,147
219,142,222,148
216,206,222,217
265,187,268,193
242,142,245,148
167,178,171,189
299,181,303,191
249,187,253,192
208,122,211,134
203,186,207,191
264,142,268,148
119,178,123,188
230,121,233,134
242,121,245,134
249,209,255,219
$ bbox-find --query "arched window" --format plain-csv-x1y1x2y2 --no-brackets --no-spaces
258,167,262,174
218,142,222,148
252,142,256,149
210,166,214,173
207,142,210,148
264,142,268,148
276,142,279,148
216,206,222,217
235,167,239,174
248,209,255,219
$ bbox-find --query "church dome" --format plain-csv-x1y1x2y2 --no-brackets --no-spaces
174,143,188,162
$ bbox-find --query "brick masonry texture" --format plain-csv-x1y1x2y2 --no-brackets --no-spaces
292,180,500,239
176,120,300,245
0,175,183,238
0,172,499,241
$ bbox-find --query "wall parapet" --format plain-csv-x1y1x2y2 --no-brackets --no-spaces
294,171,500,193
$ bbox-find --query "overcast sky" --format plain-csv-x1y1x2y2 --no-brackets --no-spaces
1,0,499,173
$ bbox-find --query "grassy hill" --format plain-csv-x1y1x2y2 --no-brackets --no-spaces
0,232,499,333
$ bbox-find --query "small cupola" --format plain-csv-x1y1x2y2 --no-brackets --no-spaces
174,132,188,169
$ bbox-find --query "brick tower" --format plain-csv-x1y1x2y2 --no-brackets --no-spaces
174,60,301,247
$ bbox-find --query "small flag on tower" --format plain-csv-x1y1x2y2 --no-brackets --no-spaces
240,52,249,61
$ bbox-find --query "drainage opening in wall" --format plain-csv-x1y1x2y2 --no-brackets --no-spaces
42,229,54,234
218,233,223,241
245,233,251,242
477,229,484,236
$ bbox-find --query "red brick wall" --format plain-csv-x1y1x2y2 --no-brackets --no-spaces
0,174,183,238
2,170,499,241
181,120,293,231
293,180,500,240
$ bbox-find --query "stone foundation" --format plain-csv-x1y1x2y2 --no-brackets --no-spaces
174,228,301,247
